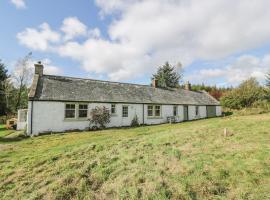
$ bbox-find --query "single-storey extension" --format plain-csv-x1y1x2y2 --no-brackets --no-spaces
27,63,222,135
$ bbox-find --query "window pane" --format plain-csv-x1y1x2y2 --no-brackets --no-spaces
66,104,75,109
147,105,153,116
111,104,116,114
65,110,75,118
155,106,161,116
65,104,76,118
79,110,87,118
79,104,88,118
122,106,128,117
79,104,87,109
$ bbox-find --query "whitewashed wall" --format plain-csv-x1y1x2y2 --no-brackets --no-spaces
199,106,207,119
27,101,220,135
216,106,222,116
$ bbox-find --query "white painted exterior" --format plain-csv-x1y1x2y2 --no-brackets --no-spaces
216,106,222,116
17,109,27,130
27,101,222,135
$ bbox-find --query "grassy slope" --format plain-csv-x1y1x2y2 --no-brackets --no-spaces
0,115,269,200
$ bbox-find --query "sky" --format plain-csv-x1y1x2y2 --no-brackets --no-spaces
1,0,270,87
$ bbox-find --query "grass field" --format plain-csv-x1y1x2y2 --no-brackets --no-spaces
0,114,269,200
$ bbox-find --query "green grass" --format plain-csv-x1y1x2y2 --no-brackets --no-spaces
0,114,269,200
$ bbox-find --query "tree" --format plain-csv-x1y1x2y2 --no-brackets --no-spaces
13,53,33,110
152,62,182,88
266,70,270,88
90,106,111,129
221,78,266,109
0,60,9,115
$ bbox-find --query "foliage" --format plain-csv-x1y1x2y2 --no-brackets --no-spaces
152,62,182,88
220,78,267,109
0,60,9,115
191,84,232,100
265,69,270,88
90,106,111,129
130,114,140,127
0,54,33,116
13,53,33,110
0,114,270,199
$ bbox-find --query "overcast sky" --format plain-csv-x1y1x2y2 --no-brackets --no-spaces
1,0,270,86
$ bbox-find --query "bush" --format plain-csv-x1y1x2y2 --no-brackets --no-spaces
130,115,140,127
221,78,267,109
89,106,111,129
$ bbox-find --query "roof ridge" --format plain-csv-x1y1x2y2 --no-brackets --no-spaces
43,74,153,88
42,74,206,94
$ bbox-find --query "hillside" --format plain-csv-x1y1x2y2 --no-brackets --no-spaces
0,114,269,200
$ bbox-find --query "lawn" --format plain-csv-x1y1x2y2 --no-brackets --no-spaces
0,114,269,200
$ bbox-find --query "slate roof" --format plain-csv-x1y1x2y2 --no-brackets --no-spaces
30,75,220,105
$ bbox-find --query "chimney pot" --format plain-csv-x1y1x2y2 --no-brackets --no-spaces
34,62,44,76
185,81,191,90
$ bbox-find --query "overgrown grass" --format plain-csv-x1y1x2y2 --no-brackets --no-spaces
0,114,269,200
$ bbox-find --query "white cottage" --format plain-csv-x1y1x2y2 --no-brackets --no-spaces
27,63,222,135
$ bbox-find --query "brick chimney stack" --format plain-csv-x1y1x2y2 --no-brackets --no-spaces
185,81,191,90
34,61,44,76
152,79,158,87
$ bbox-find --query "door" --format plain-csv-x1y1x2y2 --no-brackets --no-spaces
207,106,216,118
183,106,188,121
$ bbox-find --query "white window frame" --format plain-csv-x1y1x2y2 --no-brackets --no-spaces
147,105,153,117
111,104,116,115
147,105,161,117
78,104,88,118
65,103,76,119
122,105,128,117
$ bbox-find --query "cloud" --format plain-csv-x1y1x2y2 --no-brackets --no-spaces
17,23,60,51
41,59,62,75
10,0,26,9
61,17,87,41
17,0,270,83
186,54,270,85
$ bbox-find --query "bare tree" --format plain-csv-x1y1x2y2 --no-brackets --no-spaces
13,53,33,110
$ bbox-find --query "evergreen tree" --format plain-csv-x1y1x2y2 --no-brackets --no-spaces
152,62,182,88
0,60,9,115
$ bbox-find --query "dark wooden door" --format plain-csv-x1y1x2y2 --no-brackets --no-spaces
207,106,216,118
183,106,188,121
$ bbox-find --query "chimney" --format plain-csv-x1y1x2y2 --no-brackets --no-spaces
152,79,158,87
185,81,191,90
34,61,44,76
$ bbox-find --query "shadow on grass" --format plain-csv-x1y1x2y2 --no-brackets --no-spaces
0,127,6,132
223,111,233,116
0,135,29,143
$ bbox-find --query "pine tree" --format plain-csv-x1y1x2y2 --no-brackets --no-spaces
152,62,182,88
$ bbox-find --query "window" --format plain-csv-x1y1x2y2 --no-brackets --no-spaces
147,105,153,116
65,104,75,118
195,106,199,116
173,106,178,116
79,104,88,118
122,106,128,117
155,105,161,117
147,105,161,117
111,104,116,114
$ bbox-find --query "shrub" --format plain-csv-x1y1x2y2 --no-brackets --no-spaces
130,115,140,127
221,78,266,109
89,106,110,129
